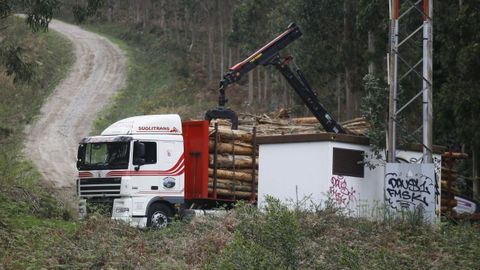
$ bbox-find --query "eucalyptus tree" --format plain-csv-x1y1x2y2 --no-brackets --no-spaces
0,0,60,83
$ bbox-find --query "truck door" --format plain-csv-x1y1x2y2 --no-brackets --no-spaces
157,141,185,194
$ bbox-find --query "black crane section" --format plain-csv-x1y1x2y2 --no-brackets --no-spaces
205,23,346,134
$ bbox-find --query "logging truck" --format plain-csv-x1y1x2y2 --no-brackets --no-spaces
76,114,258,228
76,23,347,227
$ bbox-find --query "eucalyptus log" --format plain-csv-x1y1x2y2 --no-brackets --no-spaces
340,117,367,126
208,188,252,198
210,140,253,149
257,118,290,126
441,167,457,174
209,154,257,169
209,177,254,188
440,179,460,193
230,140,253,148
441,180,447,190
208,168,253,182
441,185,460,194
442,152,468,159
441,174,458,182
211,119,234,127
208,127,253,143
291,117,319,125
233,169,258,174
208,182,253,192
208,183,253,192
441,198,458,207
208,141,253,155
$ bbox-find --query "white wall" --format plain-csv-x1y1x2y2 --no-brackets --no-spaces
330,142,385,216
258,140,441,218
258,142,331,208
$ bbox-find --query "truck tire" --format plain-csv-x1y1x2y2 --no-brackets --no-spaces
147,203,173,228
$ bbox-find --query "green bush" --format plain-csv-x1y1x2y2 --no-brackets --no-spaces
210,198,303,269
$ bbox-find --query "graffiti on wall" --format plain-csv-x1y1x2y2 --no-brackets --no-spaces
329,175,356,207
385,164,438,216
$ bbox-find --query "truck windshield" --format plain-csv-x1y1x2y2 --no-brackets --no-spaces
77,142,130,170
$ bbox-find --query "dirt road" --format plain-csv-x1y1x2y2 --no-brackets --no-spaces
25,19,127,190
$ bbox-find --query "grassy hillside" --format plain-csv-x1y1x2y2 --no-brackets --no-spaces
0,17,76,265
0,17,74,214
83,22,219,134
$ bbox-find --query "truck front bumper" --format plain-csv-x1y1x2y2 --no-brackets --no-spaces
112,198,147,228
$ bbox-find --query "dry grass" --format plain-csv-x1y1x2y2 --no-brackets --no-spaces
2,200,480,269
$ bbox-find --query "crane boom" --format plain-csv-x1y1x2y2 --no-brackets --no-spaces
205,23,346,134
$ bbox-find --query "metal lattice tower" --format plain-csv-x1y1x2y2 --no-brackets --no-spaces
387,0,433,163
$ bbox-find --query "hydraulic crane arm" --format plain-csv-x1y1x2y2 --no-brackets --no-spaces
205,23,345,134
272,56,346,134
221,23,302,89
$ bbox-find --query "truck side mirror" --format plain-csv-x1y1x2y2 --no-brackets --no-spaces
133,141,146,167
77,144,85,169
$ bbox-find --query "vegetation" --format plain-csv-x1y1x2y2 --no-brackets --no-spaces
0,16,74,263
0,1,479,269
1,199,480,269
0,0,61,82
79,22,215,134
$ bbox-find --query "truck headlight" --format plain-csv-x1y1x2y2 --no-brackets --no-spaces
115,207,130,213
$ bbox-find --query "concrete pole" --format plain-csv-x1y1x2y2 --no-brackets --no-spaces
422,0,433,163
387,0,399,163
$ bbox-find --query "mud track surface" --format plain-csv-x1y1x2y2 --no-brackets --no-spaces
25,20,127,191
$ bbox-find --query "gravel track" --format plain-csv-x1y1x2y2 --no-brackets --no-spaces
25,19,127,190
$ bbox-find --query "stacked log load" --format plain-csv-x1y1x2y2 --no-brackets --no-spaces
205,112,368,200
208,123,258,200
213,113,370,136
441,152,468,215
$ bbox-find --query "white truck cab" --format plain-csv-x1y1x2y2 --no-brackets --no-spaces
77,115,186,227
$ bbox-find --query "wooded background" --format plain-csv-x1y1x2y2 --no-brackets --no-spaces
54,1,477,129
57,0,389,120
65,0,480,199
1,0,479,197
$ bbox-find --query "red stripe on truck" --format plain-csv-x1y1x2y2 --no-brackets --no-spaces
78,172,93,178
106,154,185,177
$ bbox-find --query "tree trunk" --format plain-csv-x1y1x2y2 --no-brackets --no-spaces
257,68,262,103
107,0,114,22
336,74,342,121
219,0,224,78
263,69,268,101
473,147,479,198
227,3,233,68
368,30,376,75
282,74,287,107
343,0,354,120
208,27,214,83
159,0,166,30
135,0,141,24
248,71,254,105
142,0,148,29
345,68,353,120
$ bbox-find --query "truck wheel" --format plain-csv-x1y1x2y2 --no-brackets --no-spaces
147,203,173,228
